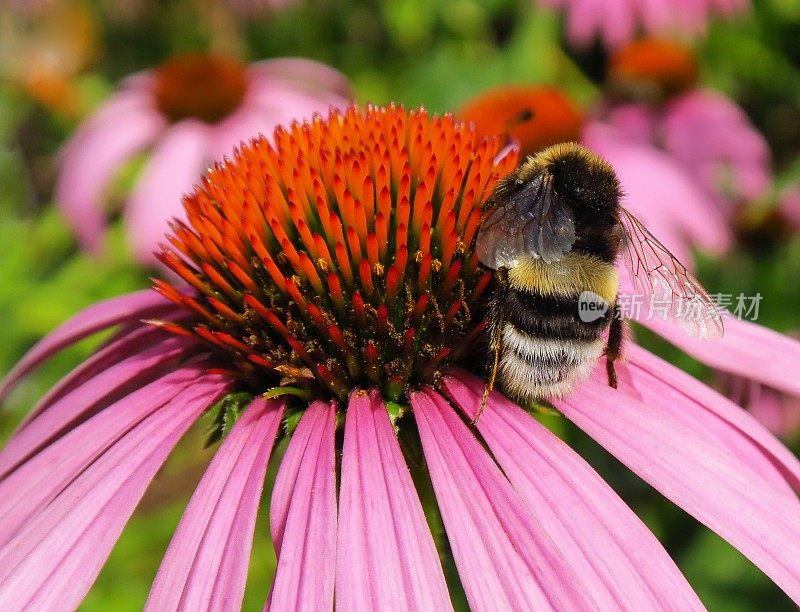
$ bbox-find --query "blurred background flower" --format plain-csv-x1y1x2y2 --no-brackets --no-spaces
0,0,100,118
604,39,771,215
536,0,750,49
55,53,351,265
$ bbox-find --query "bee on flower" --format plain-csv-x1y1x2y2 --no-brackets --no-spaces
1,105,800,610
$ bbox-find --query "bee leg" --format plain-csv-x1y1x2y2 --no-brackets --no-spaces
475,268,508,424
605,303,623,389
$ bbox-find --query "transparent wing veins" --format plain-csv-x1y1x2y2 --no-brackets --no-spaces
618,207,724,340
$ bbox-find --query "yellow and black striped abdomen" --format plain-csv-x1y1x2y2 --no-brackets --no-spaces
497,253,618,402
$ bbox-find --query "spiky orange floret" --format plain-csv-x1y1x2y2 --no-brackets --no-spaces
155,104,519,402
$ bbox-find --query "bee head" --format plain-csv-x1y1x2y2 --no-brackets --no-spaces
541,142,621,213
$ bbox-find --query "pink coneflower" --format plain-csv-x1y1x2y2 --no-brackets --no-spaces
55,52,351,265
537,0,750,49
605,39,772,212
3,105,800,609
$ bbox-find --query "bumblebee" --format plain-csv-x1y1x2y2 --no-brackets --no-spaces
475,142,723,419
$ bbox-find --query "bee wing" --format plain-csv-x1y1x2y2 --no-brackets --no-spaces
476,173,575,269
617,207,724,339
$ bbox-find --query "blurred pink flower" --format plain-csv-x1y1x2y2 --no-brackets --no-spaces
778,184,800,230
606,90,772,211
55,53,351,265
3,105,800,609
537,0,750,48
726,375,800,441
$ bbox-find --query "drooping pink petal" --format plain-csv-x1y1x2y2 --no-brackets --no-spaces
55,86,166,251
247,58,353,98
596,0,637,49
563,0,605,47
146,396,285,612
19,310,191,426
336,390,452,611
642,314,800,400
663,89,771,204
555,377,800,604
0,375,230,611
207,103,274,163
123,120,209,265
539,0,749,48
636,0,673,33
605,103,659,144
410,387,597,610
750,390,800,441
244,82,348,135
0,336,197,477
267,400,337,611
442,371,705,611
0,364,211,547
0,289,173,403
624,343,800,494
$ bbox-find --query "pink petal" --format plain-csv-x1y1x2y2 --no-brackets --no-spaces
247,58,353,98
245,82,348,133
336,390,451,611
146,397,285,612
643,315,800,400
410,387,597,610
208,103,275,163
636,0,674,33
0,336,196,477
564,0,605,47
0,364,211,546
555,376,800,604
598,0,637,48
663,89,771,203
267,400,337,611
605,103,658,144
0,375,230,610
0,289,173,403
442,371,705,610
124,120,209,265
624,343,800,494
19,311,190,426
56,87,166,251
